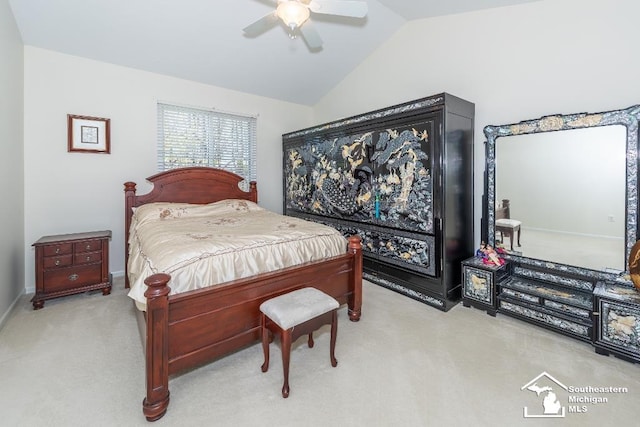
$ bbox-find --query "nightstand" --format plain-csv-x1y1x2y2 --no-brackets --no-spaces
31,230,112,309
593,282,640,363
461,257,509,316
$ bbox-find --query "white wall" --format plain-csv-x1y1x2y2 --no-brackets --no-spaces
0,0,24,326
313,0,640,246
23,47,313,292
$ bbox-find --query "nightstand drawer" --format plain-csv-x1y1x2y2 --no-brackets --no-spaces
74,240,102,253
42,264,103,292
74,250,102,265
43,254,73,269
43,243,73,256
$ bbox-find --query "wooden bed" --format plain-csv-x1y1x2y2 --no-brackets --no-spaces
123,167,362,421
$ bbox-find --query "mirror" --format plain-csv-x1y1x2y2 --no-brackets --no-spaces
484,105,640,280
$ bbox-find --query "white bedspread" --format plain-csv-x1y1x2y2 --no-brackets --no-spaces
127,199,347,310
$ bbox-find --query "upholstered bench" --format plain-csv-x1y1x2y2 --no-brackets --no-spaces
259,287,339,398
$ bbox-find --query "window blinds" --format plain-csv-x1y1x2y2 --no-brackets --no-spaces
157,103,257,189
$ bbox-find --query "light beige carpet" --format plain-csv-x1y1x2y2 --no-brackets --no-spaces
0,278,638,426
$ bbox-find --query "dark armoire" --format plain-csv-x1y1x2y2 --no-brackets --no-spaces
282,93,475,310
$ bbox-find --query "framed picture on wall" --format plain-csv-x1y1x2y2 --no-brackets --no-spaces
67,114,111,154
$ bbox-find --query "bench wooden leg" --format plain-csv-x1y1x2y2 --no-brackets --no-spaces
281,329,292,398
261,313,270,373
330,310,338,367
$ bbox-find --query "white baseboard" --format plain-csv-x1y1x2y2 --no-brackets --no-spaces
0,289,26,332
111,270,125,279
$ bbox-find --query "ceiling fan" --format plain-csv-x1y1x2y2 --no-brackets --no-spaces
243,0,368,50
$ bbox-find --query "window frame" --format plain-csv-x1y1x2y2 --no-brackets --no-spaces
157,102,257,189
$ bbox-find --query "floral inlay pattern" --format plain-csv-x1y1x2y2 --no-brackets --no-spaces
363,272,444,308
601,301,639,351
463,268,492,303
500,301,589,337
285,122,434,234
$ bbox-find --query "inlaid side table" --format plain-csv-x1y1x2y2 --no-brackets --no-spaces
462,257,509,316
593,282,640,363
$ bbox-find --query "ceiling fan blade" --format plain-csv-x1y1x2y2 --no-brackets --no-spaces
308,0,368,18
299,20,323,50
243,12,279,36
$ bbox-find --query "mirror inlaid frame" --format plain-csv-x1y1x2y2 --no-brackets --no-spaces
484,105,640,282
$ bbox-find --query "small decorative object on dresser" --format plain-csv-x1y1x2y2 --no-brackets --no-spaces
31,230,112,309
462,255,510,316
628,239,640,291
593,282,640,363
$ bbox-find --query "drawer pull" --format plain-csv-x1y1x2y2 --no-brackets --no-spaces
55,260,60,266
86,256,91,262
86,244,91,250
55,248,60,254
68,273,79,281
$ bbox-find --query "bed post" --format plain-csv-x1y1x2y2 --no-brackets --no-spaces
124,181,137,288
143,273,171,422
249,180,258,203
347,236,363,322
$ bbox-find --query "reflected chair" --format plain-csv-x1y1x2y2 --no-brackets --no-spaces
495,199,521,251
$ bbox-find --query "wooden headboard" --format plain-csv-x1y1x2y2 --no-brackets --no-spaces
123,167,258,287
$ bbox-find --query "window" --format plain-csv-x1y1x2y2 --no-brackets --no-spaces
157,103,257,189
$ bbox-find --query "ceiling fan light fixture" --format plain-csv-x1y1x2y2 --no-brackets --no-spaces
276,1,310,31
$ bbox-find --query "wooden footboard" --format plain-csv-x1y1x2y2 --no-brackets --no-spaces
142,236,362,421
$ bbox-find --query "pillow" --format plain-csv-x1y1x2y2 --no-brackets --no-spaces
132,202,197,226
210,199,263,214
132,199,263,227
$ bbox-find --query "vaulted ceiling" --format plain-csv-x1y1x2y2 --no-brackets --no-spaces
9,0,538,105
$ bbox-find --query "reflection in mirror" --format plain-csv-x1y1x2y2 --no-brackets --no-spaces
484,105,640,281
495,126,626,271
